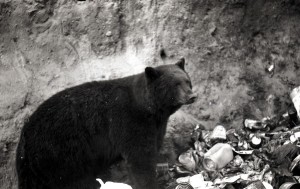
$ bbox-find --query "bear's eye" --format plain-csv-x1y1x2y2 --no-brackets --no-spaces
185,80,191,87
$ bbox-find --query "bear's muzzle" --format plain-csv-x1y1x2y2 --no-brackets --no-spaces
186,93,198,104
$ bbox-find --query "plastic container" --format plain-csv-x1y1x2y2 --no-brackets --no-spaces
202,143,234,171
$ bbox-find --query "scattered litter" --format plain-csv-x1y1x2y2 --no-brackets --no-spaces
159,87,300,189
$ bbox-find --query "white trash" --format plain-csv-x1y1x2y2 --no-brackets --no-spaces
189,174,204,188
176,174,214,189
96,179,132,189
290,86,300,119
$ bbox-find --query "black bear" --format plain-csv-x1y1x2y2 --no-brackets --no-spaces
16,57,197,189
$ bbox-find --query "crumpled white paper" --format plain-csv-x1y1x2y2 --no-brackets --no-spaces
176,174,214,189
96,179,132,189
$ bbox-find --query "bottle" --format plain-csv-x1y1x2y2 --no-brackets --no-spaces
202,143,233,171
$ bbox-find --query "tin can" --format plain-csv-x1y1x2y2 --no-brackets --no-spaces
249,134,263,149
290,86,300,119
279,182,300,189
202,143,233,171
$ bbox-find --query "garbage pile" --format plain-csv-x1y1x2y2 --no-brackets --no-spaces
159,87,300,189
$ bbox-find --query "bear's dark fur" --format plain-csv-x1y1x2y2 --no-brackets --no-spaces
16,57,197,189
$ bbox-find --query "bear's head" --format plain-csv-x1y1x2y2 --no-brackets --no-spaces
145,58,197,113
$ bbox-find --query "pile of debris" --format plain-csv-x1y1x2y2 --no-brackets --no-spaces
159,87,300,189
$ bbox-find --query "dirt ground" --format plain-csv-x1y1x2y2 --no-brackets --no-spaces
1,0,300,188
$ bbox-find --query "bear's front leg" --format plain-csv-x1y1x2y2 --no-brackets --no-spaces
121,133,159,189
126,158,158,189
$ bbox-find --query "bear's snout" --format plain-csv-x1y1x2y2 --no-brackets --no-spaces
186,93,198,104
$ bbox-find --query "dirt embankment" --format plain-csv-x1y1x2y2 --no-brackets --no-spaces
1,0,300,188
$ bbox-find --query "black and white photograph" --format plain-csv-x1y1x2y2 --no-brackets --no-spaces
1,0,300,189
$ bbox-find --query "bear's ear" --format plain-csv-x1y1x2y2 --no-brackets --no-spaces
160,49,167,60
145,67,160,81
176,57,185,70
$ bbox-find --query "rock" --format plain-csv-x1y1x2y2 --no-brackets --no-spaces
106,31,112,37
159,110,207,163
